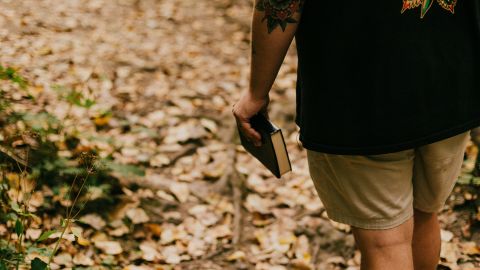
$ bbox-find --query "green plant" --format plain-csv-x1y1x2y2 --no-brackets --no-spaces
0,151,98,270
0,64,145,268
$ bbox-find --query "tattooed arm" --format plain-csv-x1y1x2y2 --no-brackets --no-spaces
232,0,305,147
249,0,305,99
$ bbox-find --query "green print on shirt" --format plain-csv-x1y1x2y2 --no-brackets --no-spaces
255,0,304,33
401,0,457,18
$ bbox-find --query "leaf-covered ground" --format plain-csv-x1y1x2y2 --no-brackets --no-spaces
0,0,479,269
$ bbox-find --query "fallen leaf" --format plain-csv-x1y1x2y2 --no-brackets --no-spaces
26,228,42,241
73,253,94,266
144,223,163,237
52,252,72,267
126,208,150,224
187,237,207,257
79,213,106,230
95,240,123,255
140,241,162,261
227,250,246,261
245,194,273,215
169,182,190,203
441,229,454,242
160,245,182,264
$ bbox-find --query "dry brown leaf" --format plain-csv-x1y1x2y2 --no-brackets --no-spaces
441,242,460,263
79,213,106,230
150,154,170,167
106,219,130,237
140,240,163,261
167,182,189,203
290,258,313,270
126,208,150,224
52,252,73,267
293,235,312,265
226,250,246,261
460,241,480,255
188,204,220,226
144,223,163,237
72,252,94,266
245,194,273,215
187,237,207,257
156,189,176,202
160,224,188,245
94,240,123,255
25,228,42,241
159,245,182,264
441,229,454,242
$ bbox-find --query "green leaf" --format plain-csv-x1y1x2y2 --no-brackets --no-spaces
5,212,17,221
0,261,7,270
83,99,95,108
457,174,473,185
10,201,21,212
36,230,57,242
101,159,145,177
31,257,47,270
26,246,51,256
472,177,480,186
15,219,24,236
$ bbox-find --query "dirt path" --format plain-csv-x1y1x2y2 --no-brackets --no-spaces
0,0,478,269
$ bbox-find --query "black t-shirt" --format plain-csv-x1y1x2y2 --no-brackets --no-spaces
294,0,480,155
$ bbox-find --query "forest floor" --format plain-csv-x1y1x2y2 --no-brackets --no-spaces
0,0,479,269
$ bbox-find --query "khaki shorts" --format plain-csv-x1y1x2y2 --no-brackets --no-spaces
306,130,471,230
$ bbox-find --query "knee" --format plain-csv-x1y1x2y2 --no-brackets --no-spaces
366,233,412,251
352,217,414,251
353,227,413,251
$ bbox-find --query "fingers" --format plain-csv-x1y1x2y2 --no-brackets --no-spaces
241,121,262,147
231,99,266,147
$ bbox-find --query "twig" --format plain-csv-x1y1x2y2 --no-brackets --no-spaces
231,168,245,246
211,109,238,193
311,234,323,266
217,109,246,245
0,145,28,168
210,145,236,194
167,143,200,167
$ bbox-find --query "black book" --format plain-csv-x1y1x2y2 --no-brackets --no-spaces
238,113,292,178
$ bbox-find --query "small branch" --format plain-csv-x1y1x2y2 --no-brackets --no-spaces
211,109,238,193
231,168,245,246
214,109,246,246
167,143,199,167
0,145,29,168
311,234,323,266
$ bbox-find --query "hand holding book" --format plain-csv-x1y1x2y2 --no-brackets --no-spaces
232,91,270,147
232,91,291,178
235,112,292,178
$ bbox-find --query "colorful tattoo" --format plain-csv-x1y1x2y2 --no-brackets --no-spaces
255,0,305,33
401,0,457,18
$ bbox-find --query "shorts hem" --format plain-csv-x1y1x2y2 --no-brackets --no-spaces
413,204,442,214
325,208,414,230
298,117,480,155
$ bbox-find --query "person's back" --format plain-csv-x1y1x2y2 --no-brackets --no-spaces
295,0,480,155
232,1,480,269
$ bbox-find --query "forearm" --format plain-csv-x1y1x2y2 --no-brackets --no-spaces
248,0,304,99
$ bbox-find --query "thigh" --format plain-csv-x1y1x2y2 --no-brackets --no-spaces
412,130,471,212
306,149,415,230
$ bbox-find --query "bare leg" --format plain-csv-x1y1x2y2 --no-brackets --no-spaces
352,216,414,270
412,209,441,270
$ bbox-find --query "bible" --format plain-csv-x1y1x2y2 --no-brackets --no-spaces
238,113,292,178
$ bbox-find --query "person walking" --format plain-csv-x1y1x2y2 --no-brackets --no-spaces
232,0,480,269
